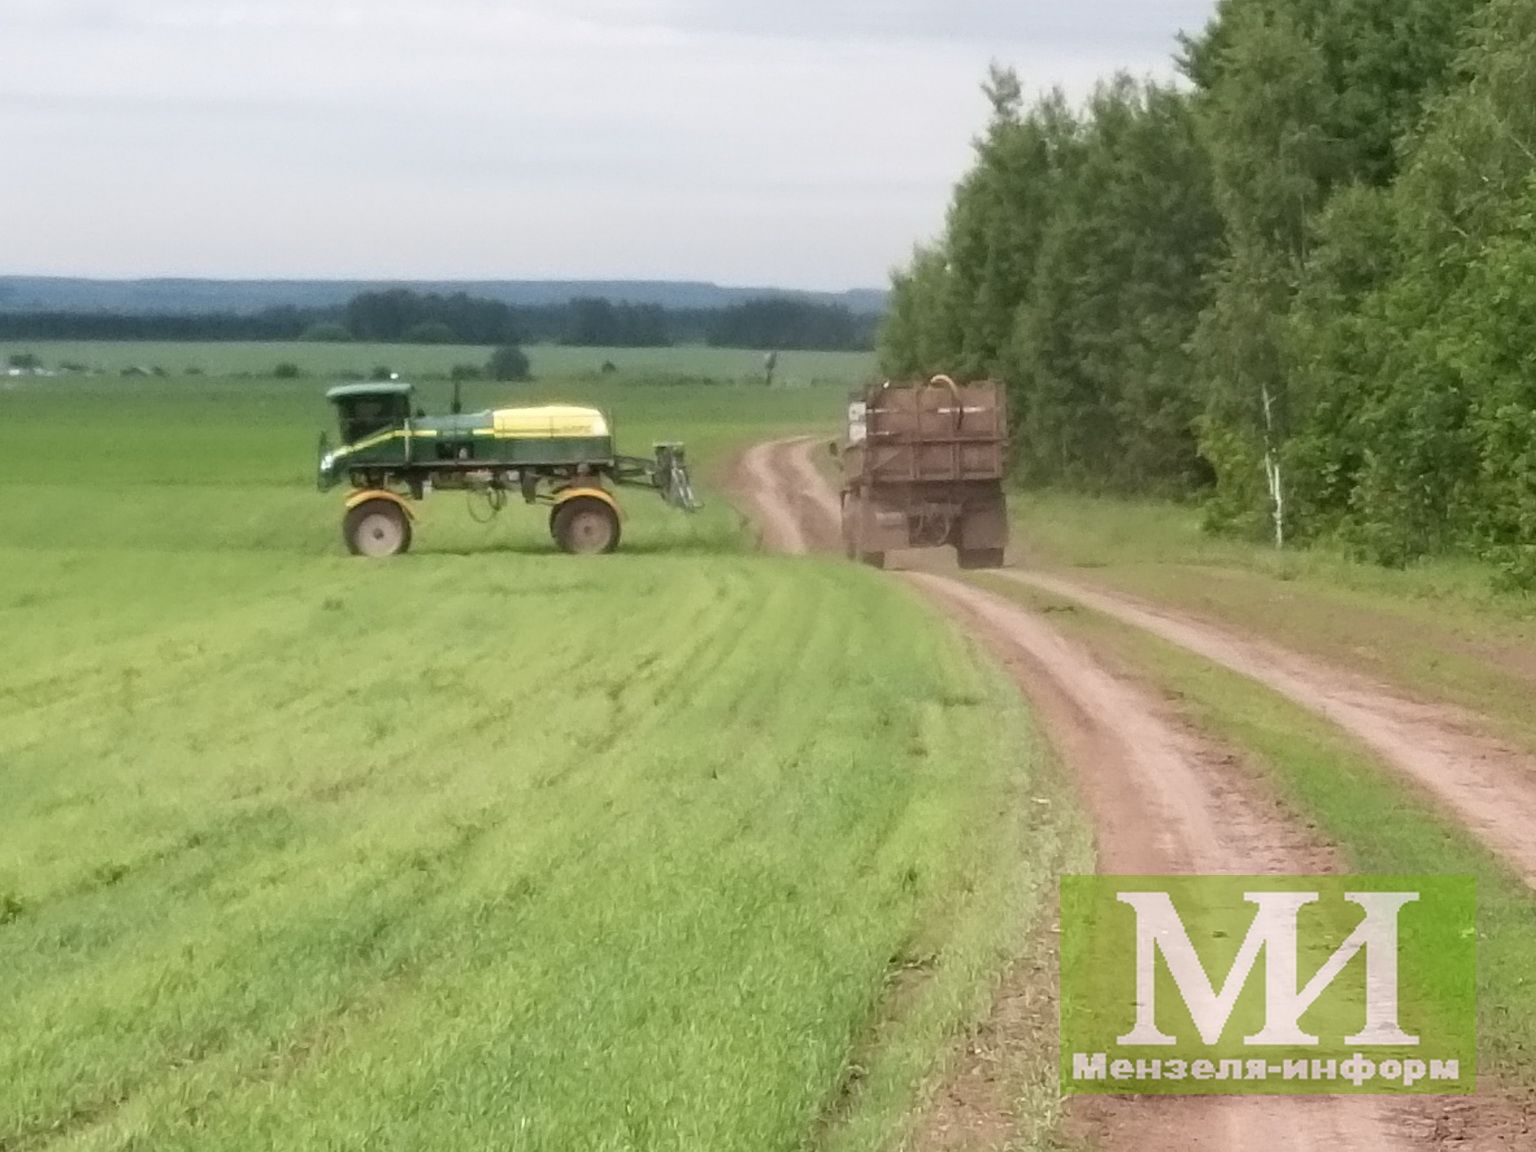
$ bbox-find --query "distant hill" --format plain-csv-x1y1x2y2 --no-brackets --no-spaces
0,277,888,316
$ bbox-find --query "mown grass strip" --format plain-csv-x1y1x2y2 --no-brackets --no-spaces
817,586,1093,1152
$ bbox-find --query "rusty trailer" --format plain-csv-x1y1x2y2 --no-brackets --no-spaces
837,376,1009,570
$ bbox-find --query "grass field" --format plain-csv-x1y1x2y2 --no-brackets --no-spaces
1012,493,1536,752
0,341,876,386
0,369,1080,1150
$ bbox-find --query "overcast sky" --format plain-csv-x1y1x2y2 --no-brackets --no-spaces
1,1,1214,289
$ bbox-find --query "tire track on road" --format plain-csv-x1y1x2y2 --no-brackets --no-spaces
735,438,841,556
995,570,1536,890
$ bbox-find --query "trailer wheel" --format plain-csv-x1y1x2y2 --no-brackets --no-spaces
840,494,860,560
958,548,1005,570
343,499,412,558
552,497,621,555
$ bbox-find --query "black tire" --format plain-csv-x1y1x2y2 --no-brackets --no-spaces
552,497,622,555
859,551,887,570
958,547,1006,570
841,494,860,560
343,499,412,558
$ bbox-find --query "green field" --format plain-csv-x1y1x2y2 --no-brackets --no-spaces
0,370,1080,1150
1,341,876,386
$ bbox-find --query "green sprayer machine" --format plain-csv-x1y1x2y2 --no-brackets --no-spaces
316,383,700,557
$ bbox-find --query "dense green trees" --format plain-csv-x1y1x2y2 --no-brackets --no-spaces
402,320,460,345
706,298,875,351
1188,0,1484,542
883,0,1536,580
1285,0,1536,578
487,345,532,383
0,307,315,342
345,290,523,345
561,298,671,348
300,322,353,343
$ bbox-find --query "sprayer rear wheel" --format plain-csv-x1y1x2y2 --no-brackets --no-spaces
552,497,621,556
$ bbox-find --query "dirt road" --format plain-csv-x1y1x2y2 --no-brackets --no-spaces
732,438,842,556
727,438,1462,1151
750,437,1536,890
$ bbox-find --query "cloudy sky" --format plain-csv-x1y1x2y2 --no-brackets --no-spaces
1,1,1214,288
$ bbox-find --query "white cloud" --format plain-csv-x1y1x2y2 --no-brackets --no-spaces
0,0,1214,287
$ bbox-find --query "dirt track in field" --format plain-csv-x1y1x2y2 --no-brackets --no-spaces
727,438,1524,1152
994,570,1536,890
732,439,842,555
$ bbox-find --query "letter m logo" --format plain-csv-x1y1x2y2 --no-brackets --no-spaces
1116,890,1419,1047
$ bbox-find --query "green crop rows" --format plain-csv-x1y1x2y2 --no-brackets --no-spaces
0,366,1079,1150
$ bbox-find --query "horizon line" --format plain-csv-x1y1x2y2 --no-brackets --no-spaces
0,272,889,294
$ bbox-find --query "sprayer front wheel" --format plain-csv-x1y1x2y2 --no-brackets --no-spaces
552,497,621,556
343,499,412,558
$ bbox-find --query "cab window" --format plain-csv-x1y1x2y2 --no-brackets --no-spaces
338,395,408,444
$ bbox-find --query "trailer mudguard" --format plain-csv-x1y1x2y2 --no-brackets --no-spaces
344,489,416,520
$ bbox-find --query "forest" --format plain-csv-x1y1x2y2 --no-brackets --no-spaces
880,0,1536,583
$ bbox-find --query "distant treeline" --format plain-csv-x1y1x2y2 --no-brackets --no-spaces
0,288,878,351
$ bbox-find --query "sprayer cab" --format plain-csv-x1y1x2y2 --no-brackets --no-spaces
329,382,416,445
